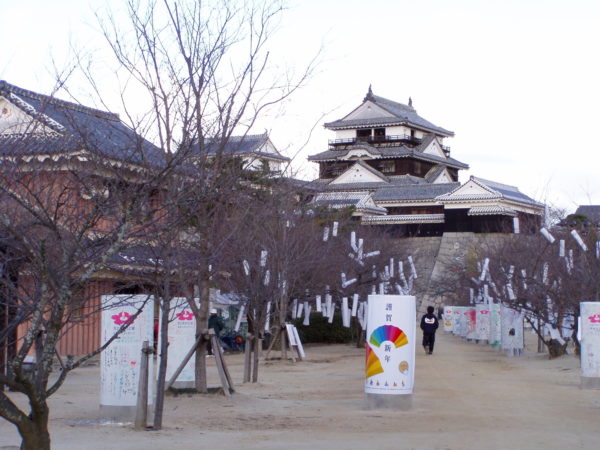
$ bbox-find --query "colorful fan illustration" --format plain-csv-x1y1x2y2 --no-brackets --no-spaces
369,325,408,348
365,344,384,378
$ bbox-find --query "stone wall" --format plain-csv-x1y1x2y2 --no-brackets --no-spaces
393,232,511,314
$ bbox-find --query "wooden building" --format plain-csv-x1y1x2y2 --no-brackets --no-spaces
309,87,543,235
0,80,167,365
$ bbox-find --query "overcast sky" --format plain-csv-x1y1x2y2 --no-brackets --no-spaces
2,0,599,213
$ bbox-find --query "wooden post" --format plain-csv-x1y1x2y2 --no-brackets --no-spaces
243,333,252,383
537,318,544,353
211,333,232,396
252,335,260,383
213,335,235,393
134,340,151,430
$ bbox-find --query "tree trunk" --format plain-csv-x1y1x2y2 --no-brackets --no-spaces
355,318,365,348
17,404,51,450
547,339,568,359
243,333,252,383
154,294,171,430
279,293,287,359
194,280,210,393
252,336,260,383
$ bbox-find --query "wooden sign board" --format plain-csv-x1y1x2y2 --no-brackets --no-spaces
285,323,305,360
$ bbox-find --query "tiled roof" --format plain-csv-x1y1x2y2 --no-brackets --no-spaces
307,140,468,169
313,191,387,214
324,89,454,137
471,177,543,207
0,81,166,168
373,182,459,202
468,206,517,216
424,165,447,183
362,214,445,224
318,174,428,192
436,176,543,208
200,133,290,162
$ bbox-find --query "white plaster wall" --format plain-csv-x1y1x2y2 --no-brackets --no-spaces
386,125,409,136
0,98,52,134
335,129,355,140
344,102,393,120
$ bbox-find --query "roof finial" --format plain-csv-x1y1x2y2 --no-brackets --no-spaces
408,96,413,107
364,85,374,102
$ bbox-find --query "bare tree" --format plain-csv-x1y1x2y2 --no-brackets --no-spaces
433,223,600,358
84,0,317,392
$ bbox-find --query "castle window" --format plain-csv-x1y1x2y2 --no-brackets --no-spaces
356,129,371,141
380,160,395,174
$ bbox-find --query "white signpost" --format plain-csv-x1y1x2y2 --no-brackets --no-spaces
443,306,454,332
452,307,465,336
475,304,490,344
488,303,502,347
580,302,600,388
365,295,416,410
158,298,198,388
501,305,524,356
465,307,477,341
100,295,154,419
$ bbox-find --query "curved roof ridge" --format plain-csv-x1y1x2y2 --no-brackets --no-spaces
371,94,416,114
471,176,520,192
0,80,119,122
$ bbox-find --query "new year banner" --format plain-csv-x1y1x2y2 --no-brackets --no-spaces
443,306,454,332
476,304,490,341
501,306,524,350
101,295,154,407
488,303,501,346
465,307,477,340
453,307,465,336
365,295,415,395
580,302,600,378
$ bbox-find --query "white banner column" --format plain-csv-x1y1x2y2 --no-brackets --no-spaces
443,306,454,332
501,306,524,356
100,295,155,420
158,298,198,389
365,294,416,410
580,302,600,388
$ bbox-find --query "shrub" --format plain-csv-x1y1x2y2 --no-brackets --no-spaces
292,312,354,344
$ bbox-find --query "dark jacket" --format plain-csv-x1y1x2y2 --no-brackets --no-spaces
420,313,439,334
209,314,225,335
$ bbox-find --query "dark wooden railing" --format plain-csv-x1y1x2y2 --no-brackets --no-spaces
328,134,420,146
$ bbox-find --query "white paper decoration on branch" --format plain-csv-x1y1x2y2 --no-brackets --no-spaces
571,229,588,251
540,227,555,244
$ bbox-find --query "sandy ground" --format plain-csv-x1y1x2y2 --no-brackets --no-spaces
2,329,600,450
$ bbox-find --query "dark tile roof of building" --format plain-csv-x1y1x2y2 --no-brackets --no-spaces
472,177,543,207
324,89,454,137
0,81,166,168
318,173,427,192
200,133,290,162
372,182,460,202
308,141,468,169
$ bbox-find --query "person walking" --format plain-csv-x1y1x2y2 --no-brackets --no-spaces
420,305,439,355
208,308,225,355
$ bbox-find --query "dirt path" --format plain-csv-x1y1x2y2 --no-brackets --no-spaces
2,329,599,449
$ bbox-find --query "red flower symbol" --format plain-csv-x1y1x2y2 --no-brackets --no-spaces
480,310,489,314
176,310,194,321
589,314,600,324
111,311,135,325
